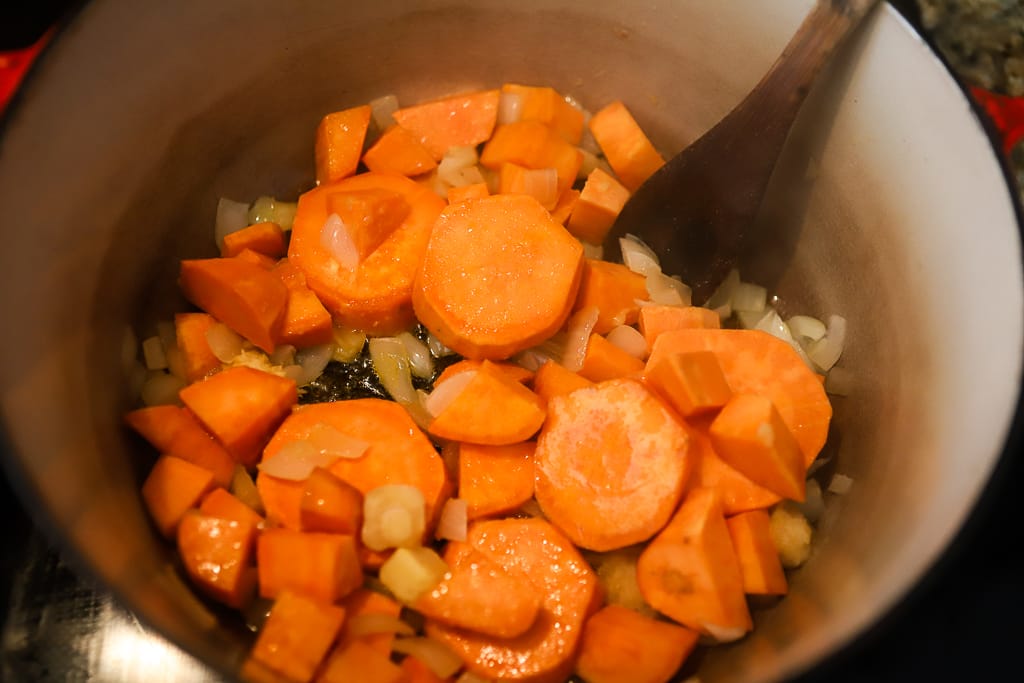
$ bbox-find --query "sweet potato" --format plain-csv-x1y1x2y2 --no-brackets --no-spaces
257,529,363,603
179,366,297,467
316,640,404,683
637,487,752,637
578,333,645,382
574,259,648,335
686,419,781,515
709,393,806,501
338,588,403,655
413,194,584,359
326,188,412,263
221,222,287,259
531,359,593,403
300,467,363,535
427,363,546,445
392,89,500,160
574,605,699,683
177,511,257,608
315,104,372,185
141,455,217,538
647,328,831,465
415,541,542,638
501,83,585,144
480,120,583,195
458,441,535,519
638,305,720,349
588,100,665,191
174,312,221,382
645,350,733,417
249,590,346,683
234,248,278,271
535,379,691,551
566,168,631,245
399,656,451,683
446,182,489,205
272,259,334,348
725,510,788,595
288,172,445,335
425,518,600,683
124,404,235,488
179,256,289,353
362,124,438,177
198,487,264,543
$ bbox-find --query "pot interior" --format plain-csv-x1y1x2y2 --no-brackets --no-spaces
0,1,1020,681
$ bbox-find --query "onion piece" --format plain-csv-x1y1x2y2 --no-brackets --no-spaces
437,146,479,187
606,325,647,359
511,349,551,373
331,326,367,363
370,94,400,131
754,309,815,369
435,498,468,542
230,465,264,514
581,240,604,261
646,271,692,307
258,440,338,481
142,335,168,370
700,623,747,644
248,196,297,230
379,548,448,604
141,371,185,407
321,213,360,270
346,613,415,638
578,148,613,179
206,323,244,362
304,421,370,461
397,332,434,379
403,389,435,432
453,165,487,188
369,337,417,405
731,282,767,313
562,306,600,372
787,315,827,344
164,347,188,381
426,371,476,417
517,167,559,210
735,310,768,330
806,315,847,373
269,344,296,367
391,637,463,679
619,235,661,276
704,268,740,312
497,91,522,125
425,331,455,358
294,344,333,385
828,473,853,495
215,197,250,246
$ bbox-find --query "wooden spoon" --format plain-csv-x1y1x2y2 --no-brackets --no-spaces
603,0,881,303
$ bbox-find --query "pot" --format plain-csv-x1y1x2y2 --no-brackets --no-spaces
0,1,1020,681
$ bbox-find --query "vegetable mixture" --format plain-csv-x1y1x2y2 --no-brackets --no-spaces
125,84,850,683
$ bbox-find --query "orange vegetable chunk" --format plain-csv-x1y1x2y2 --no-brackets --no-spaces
124,404,235,488
249,590,346,683
458,441,535,519
338,588,403,655
257,529,363,603
400,655,451,683
708,393,806,501
413,194,584,359
575,605,699,683
427,363,546,445
480,120,583,195
638,305,721,348
531,359,594,403
574,259,648,335
300,467,364,535
549,188,580,226
177,511,257,608
498,161,559,210
446,182,489,205
179,366,297,467
234,248,277,271
685,419,781,515
174,312,221,382
567,168,631,245
646,328,832,466
726,509,788,595
415,541,543,638
326,188,412,263
588,100,665,191
272,259,334,348
392,89,500,160
315,104,372,185
179,257,288,353
316,640,404,683
646,350,733,417
199,487,264,543
140,455,217,538
535,378,691,551
221,222,287,259
637,488,752,637
288,172,445,335
362,124,438,177
433,358,533,387
501,83,585,144
425,518,600,683
579,333,645,382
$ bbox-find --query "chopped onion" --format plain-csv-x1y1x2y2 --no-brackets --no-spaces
230,465,264,514
369,337,417,405
379,547,447,603
206,323,244,362
331,326,367,363
700,623,747,644
282,365,305,383
346,613,415,638
619,235,661,276
704,268,741,312
606,325,647,359
755,308,815,368
562,306,599,372
787,315,827,344
646,271,692,306
294,343,333,385
425,331,455,358
363,485,426,551
248,196,297,230
454,165,487,188
581,240,604,261
732,282,767,313
824,365,853,397
215,197,250,246
806,315,847,373
437,146,479,187
370,94,400,131
397,332,434,379
497,92,522,125
578,148,613,179
511,349,551,372
140,371,185,406
305,421,370,461
426,371,476,417
422,170,450,198
391,636,463,679
164,347,188,381
828,473,853,495
435,498,468,542
519,167,559,210
321,213,360,270
142,335,168,370
269,344,296,367
259,440,335,480
404,389,436,432
736,309,768,330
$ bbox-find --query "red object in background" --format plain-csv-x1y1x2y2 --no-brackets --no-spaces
970,86,1024,156
0,31,51,114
